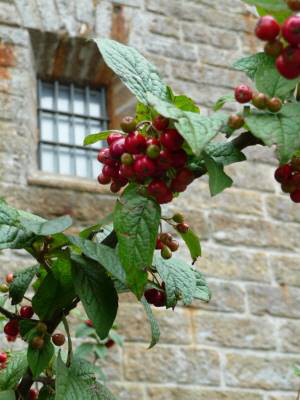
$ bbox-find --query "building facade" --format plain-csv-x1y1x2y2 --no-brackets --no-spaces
0,0,300,399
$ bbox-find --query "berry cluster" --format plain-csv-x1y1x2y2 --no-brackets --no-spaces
274,157,300,202
97,116,195,204
255,7,300,79
228,85,282,130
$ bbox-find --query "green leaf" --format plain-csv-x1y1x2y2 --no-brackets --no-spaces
95,38,168,104
173,95,200,113
84,131,123,146
154,255,197,308
38,386,55,400
114,184,161,298
9,265,39,305
75,324,94,339
19,320,37,340
68,236,126,284
0,390,15,400
135,102,153,122
233,52,266,80
79,214,114,239
55,354,117,400
0,351,27,390
179,229,201,263
74,343,95,358
71,255,118,340
28,335,54,378
147,93,227,156
205,141,246,166
193,269,211,302
32,257,76,320
140,296,160,348
0,203,35,249
203,153,233,196
245,103,300,163
241,0,289,11
19,215,73,236
213,94,235,111
256,5,291,23
254,53,300,98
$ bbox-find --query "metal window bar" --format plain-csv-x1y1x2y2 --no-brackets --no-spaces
37,80,108,178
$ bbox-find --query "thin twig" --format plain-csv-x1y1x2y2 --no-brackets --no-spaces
62,314,73,367
0,305,15,320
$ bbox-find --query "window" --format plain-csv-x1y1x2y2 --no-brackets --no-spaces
37,80,108,179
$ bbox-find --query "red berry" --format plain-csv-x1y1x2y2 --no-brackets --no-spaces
134,156,156,177
264,40,284,57
52,333,66,347
105,339,115,348
31,336,44,349
160,129,184,151
168,240,179,252
20,306,34,319
227,114,245,129
171,149,188,168
120,116,137,133
85,320,93,327
0,352,7,363
255,16,280,41
107,132,123,145
146,144,161,159
109,138,126,158
156,239,164,250
157,149,173,170
119,164,135,179
5,273,14,284
152,115,169,131
155,189,173,204
251,93,268,110
147,180,169,197
274,164,293,183
4,320,19,337
276,54,300,79
290,189,300,202
147,137,161,147
287,0,300,11
6,335,17,342
102,165,119,179
291,172,300,187
29,388,38,400
97,173,111,185
125,132,147,154
176,223,189,234
160,233,173,244
97,148,119,167
110,181,122,193
144,288,166,307
176,168,194,185
0,362,6,370
282,16,300,46
266,97,282,113
234,84,253,103
292,156,300,171
171,179,187,193
282,45,300,66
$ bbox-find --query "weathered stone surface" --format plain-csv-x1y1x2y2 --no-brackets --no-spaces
124,345,220,384
270,254,300,287
279,320,300,353
146,36,198,62
225,353,299,390
109,383,145,400
267,395,297,400
266,194,300,223
149,15,180,38
146,387,263,400
116,303,192,345
194,313,276,349
211,212,300,251
247,284,300,318
191,280,245,313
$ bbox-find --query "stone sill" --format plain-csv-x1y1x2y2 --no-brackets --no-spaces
28,172,111,194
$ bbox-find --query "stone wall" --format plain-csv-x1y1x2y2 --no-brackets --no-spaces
0,0,300,399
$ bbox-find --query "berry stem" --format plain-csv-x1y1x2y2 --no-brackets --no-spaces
62,315,73,367
135,120,151,130
0,306,16,320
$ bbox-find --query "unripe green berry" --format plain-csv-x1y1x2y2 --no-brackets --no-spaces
36,322,48,334
0,284,9,293
146,144,160,159
31,336,44,349
161,245,172,260
172,213,184,223
121,153,134,165
252,93,268,110
227,115,244,130
120,116,137,133
266,97,282,113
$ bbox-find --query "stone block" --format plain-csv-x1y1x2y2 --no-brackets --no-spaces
247,284,300,318
270,254,300,287
194,313,276,349
266,194,300,224
124,344,220,384
279,320,300,353
225,353,299,390
109,383,145,400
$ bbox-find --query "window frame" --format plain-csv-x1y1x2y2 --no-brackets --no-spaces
37,79,108,179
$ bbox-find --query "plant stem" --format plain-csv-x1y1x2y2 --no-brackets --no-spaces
62,314,73,367
0,305,16,320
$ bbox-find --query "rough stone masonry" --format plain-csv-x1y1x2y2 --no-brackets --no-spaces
0,0,299,399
